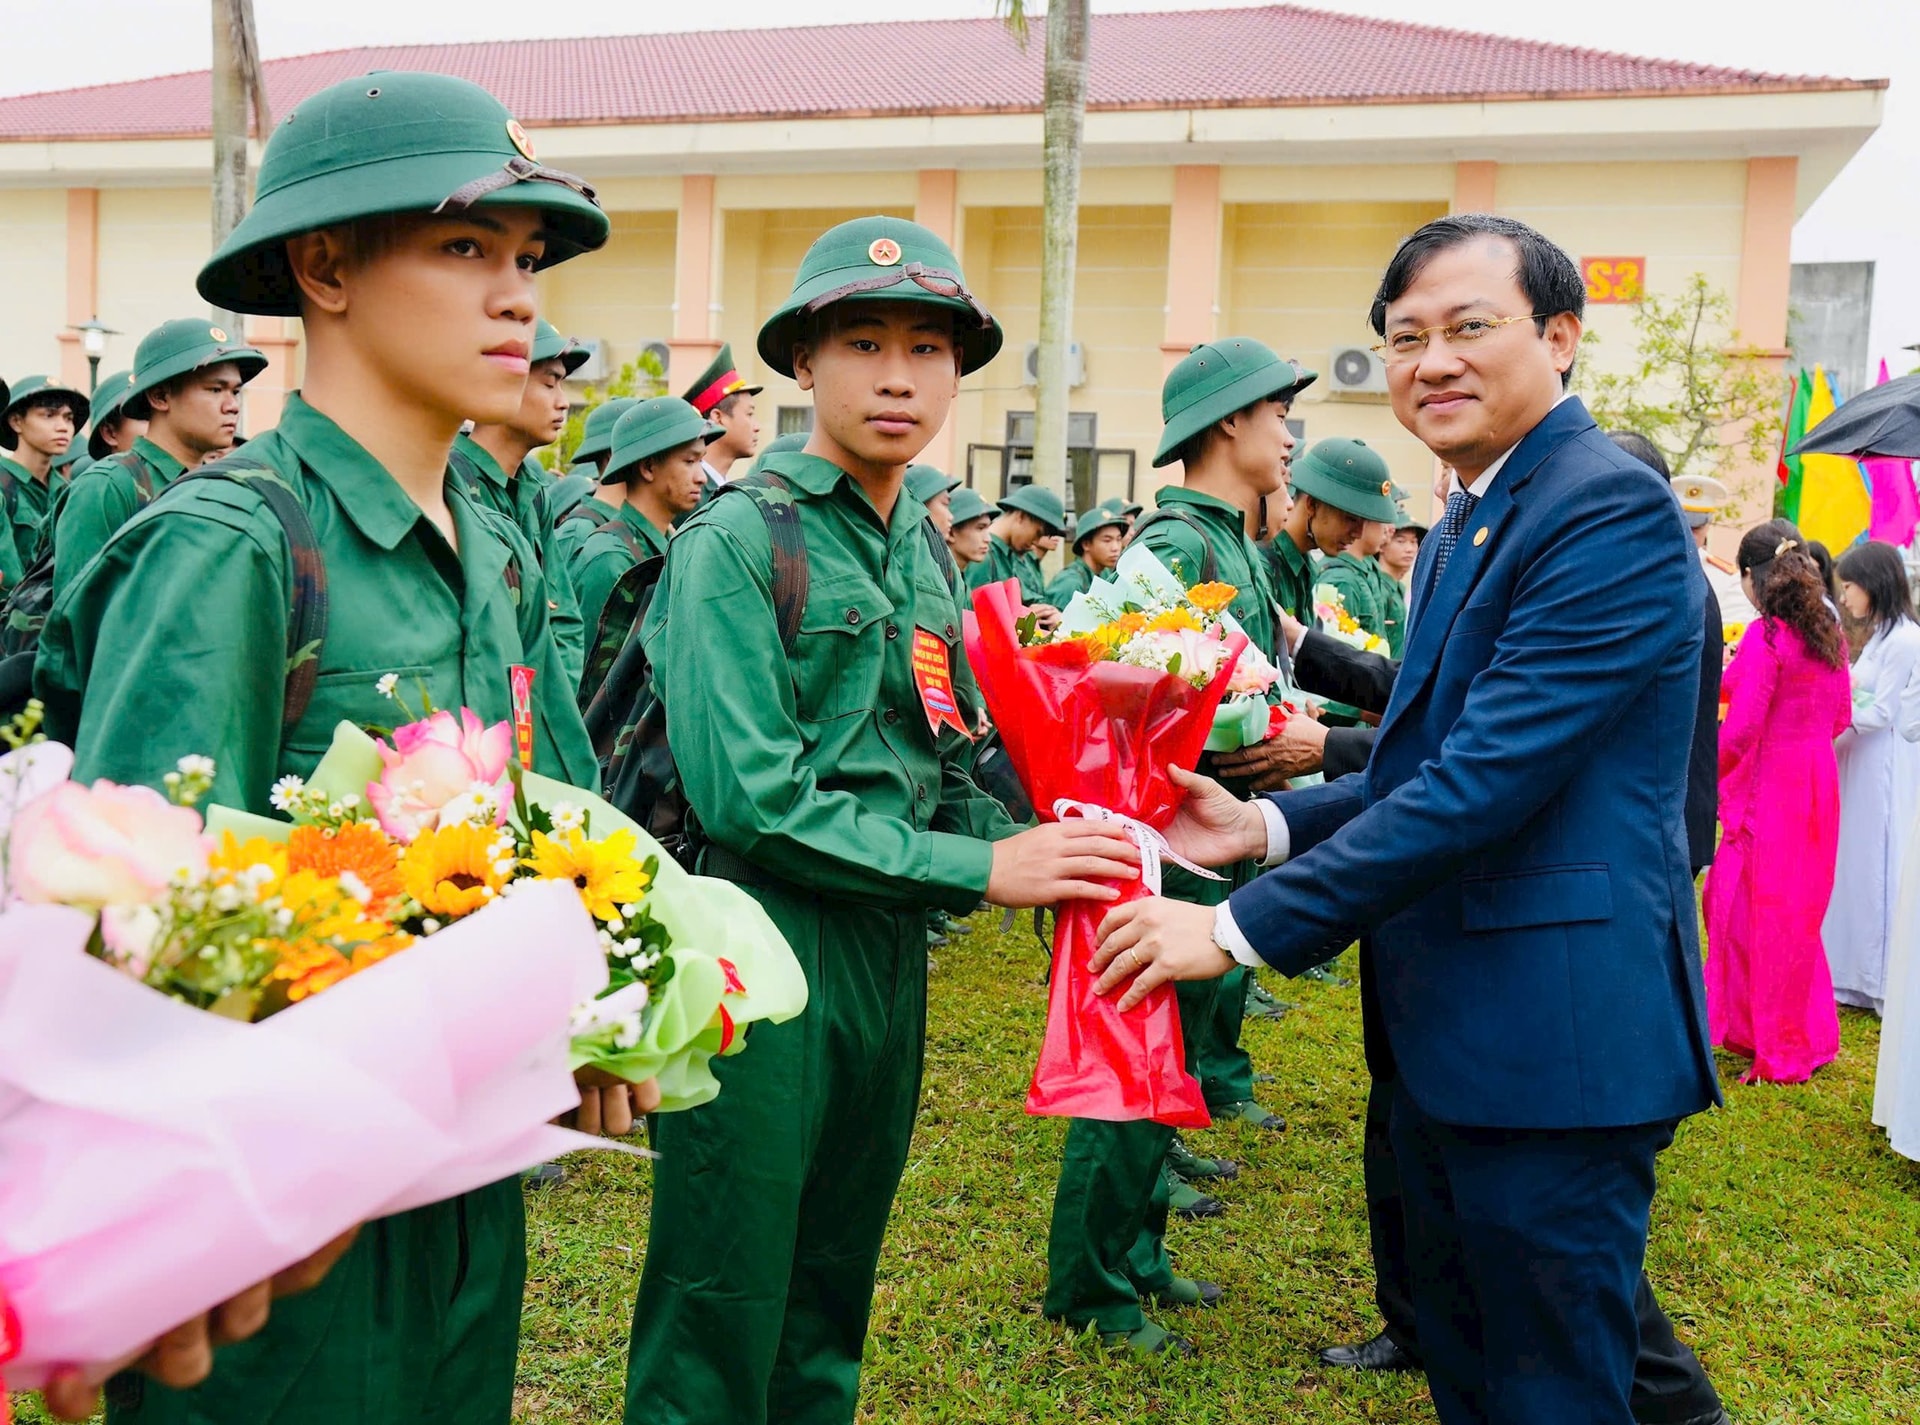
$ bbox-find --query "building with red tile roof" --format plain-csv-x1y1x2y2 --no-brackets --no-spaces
0,5,1884,518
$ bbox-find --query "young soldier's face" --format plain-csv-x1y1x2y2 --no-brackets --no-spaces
148,362,245,456
1380,527,1421,578
1228,394,1295,496
1352,518,1394,558
924,490,954,537
1305,497,1364,556
102,414,147,454
512,356,572,447
1083,527,1125,571
792,301,960,474
713,394,759,460
949,515,992,565
296,209,547,426
12,401,76,458
649,440,709,515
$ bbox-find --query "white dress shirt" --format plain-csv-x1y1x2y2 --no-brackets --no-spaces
1210,391,1575,968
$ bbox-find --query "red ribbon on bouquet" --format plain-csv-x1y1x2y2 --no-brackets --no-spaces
964,579,1247,1127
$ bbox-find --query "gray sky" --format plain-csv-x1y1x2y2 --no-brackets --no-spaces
4,0,1913,371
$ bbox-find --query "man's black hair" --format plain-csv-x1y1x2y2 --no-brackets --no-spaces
11,392,81,424
712,391,749,420
1370,214,1586,388
1606,430,1670,479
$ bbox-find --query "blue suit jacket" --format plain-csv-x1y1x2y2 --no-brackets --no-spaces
1230,398,1720,1130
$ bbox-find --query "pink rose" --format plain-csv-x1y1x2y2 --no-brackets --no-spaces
10,780,208,909
366,708,514,842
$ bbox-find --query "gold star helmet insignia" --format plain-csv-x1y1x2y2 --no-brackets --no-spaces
868,237,902,267
208,326,228,342
1381,481,1392,496
506,119,536,161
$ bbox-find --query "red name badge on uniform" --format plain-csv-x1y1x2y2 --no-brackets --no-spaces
509,664,537,772
910,628,973,740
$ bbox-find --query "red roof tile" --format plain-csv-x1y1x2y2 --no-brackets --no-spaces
0,5,1882,142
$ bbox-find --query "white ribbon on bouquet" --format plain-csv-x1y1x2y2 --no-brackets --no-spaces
1053,798,1224,897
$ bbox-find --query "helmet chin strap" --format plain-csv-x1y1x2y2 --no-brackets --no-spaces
435,155,599,214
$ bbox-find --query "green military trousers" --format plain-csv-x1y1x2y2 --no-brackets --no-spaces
105,1180,525,1425
1190,966,1254,1109
624,884,927,1425
1041,978,1215,1333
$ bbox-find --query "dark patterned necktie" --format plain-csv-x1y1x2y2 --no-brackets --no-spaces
1430,488,1480,582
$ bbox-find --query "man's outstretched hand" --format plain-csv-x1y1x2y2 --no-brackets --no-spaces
1090,896,1236,1012
1159,764,1268,868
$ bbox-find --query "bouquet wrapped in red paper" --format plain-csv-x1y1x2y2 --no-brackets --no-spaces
964,555,1261,1126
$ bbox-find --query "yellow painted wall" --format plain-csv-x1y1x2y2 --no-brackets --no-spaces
1224,198,1447,512
539,208,677,375
96,187,216,363
0,189,72,379
958,203,1170,510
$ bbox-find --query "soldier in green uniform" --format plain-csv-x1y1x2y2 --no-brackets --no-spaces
681,342,762,500
1316,496,1404,655
453,316,590,680
1044,506,1125,606
965,480,1066,615
1,375,90,587
34,70,625,1425
1377,502,1425,609
549,394,638,552
1042,339,1310,1356
905,464,959,540
625,214,1143,1425
85,368,147,467
568,396,711,639
945,486,997,574
52,319,267,596
1261,437,1398,623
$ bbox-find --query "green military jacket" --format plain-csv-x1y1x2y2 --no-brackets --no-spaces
570,503,670,646
452,433,585,686
0,455,63,589
964,533,1050,604
37,393,596,812
1318,551,1407,658
1043,557,1108,609
1263,528,1318,622
643,451,1016,912
554,493,619,566
50,435,189,597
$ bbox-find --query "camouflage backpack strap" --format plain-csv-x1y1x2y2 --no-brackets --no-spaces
177,454,329,733
0,464,17,523
591,516,646,563
921,515,958,592
560,500,604,528
446,444,491,505
714,473,809,653
1128,505,1219,584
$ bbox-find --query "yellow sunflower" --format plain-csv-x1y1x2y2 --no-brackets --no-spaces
1145,607,1202,634
525,828,652,922
401,823,508,921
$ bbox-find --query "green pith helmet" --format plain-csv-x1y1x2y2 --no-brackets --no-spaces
1153,338,1317,468
746,429,810,476
85,368,138,459
947,486,997,526
905,464,960,506
681,342,763,416
122,318,268,421
532,318,590,378
996,482,1067,536
1,375,90,452
603,397,712,485
1289,438,1400,523
1098,495,1144,520
571,396,639,467
756,215,1003,379
1395,503,1427,534
197,71,609,316
1072,507,1129,552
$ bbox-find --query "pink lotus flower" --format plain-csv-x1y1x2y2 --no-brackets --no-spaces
9,780,208,910
367,709,513,842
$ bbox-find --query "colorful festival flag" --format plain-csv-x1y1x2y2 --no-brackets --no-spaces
1777,367,1811,522
1864,359,1920,548
1796,366,1872,553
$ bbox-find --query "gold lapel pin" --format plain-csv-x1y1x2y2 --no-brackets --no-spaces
1472,527,1489,547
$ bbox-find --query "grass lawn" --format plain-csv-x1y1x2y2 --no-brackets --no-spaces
17,918,1920,1424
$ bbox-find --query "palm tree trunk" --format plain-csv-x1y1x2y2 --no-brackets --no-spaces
210,0,269,334
1033,1,1088,508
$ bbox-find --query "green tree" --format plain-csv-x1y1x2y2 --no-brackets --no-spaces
997,0,1089,502
1578,273,1784,494
539,347,668,471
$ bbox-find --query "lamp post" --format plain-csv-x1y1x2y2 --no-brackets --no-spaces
69,317,119,395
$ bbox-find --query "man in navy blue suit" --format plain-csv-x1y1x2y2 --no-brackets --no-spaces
1089,214,1720,1424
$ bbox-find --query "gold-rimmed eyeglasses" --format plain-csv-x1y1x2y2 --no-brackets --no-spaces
1370,314,1543,364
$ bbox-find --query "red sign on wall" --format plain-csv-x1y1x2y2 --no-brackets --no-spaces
1583,256,1646,304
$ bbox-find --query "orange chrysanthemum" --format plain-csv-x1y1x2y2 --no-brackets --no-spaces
265,932,412,1002
1145,607,1202,634
402,823,508,920
288,822,404,915
1186,582,1238,616
1111,611,1148,636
